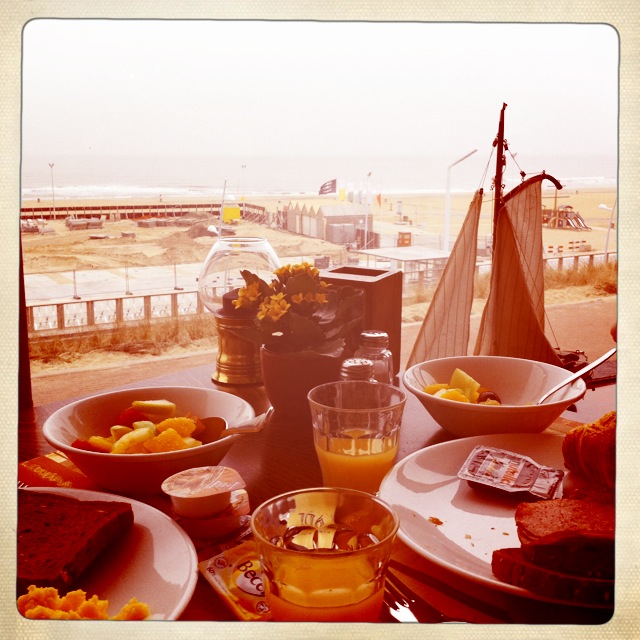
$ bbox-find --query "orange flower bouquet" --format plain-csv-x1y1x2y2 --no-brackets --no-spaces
231,262,364,357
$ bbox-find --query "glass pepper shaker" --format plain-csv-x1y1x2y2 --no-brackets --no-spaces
353,330,394,384
340,357,375,381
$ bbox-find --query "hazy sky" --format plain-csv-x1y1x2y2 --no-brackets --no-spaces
21,20,619,167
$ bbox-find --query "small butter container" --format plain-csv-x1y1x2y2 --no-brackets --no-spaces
458,445,564,500
176,489,251,541
161,466,246,518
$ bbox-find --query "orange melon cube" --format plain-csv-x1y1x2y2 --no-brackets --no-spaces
424,383,449,395
436,388,471,403
144,428,188,453
156,416,196,438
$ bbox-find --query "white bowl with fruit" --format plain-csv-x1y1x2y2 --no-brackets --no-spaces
404,356,587,438
42,386,255,494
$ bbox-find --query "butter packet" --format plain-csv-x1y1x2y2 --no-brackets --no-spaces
198,540,272,621
458,445,564,500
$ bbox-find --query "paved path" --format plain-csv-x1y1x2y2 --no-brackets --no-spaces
24,255,317,304
25,264,202,303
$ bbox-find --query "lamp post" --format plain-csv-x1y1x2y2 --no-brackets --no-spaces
241,164,246,218
598,202,617,261
364,171,372,249
443,149,477,251
219,179,227,237
48,162,56,218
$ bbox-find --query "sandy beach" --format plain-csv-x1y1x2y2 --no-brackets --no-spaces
21,186,617,274
22,187,617,391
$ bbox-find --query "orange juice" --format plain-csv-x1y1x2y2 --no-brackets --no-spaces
261,531,386,621
251,488,399,624
267,585,384,622
314,430,398,493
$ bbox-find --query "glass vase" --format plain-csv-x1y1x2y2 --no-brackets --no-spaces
197,236,281,312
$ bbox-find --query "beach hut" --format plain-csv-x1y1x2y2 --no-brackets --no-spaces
316,203,372,246
285,203,302,234
301,206,319,238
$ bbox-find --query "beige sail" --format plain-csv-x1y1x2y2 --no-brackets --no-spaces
407,174,564,368
474,175,563,366
406,189,483,367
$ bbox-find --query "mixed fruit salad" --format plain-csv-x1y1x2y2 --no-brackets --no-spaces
423,368,502,405
71,399,205,454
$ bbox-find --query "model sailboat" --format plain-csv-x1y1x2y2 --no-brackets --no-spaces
407,104,572,369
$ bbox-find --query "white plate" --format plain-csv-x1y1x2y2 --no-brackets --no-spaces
379,433,580,604
22,487,198,620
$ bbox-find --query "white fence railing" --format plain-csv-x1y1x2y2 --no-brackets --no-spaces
26,251,616,334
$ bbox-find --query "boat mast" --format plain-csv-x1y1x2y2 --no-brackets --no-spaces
493,102,507,244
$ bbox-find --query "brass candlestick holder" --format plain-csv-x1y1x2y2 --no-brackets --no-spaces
212,291,262,385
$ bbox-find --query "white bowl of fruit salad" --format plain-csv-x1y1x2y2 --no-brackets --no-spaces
403,355,586,438
43,386,255,494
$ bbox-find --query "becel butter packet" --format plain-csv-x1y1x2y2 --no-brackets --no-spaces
198,540,271,621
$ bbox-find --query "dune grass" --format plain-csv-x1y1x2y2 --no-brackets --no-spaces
29,315,218,365
472,260,617,299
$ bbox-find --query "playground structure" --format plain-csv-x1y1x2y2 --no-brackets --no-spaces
542,204,591,231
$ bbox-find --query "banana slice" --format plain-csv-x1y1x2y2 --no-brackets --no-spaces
131,399,176,418
110,425,133,441
111,426,155,454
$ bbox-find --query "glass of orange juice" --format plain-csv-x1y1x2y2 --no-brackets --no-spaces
308,381,406,494
250,487,399,622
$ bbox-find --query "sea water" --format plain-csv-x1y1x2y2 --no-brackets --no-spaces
20,152,616,203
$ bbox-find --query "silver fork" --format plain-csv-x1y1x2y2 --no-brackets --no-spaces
384,570,455,623
383,582,419,622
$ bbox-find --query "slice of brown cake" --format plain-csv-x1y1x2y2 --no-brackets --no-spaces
17,490,134,594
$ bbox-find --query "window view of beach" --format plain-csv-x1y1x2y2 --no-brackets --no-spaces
20,20,618,398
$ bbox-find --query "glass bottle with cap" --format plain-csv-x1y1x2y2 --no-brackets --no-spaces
353,330,394,384
340,357,375,381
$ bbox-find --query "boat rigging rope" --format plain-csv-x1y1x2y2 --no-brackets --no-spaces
479,146,495,192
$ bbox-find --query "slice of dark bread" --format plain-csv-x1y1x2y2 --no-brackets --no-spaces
17,490,134,594
492,497,615,605
514,498,614,546
520,530,614,580
492,547,614,606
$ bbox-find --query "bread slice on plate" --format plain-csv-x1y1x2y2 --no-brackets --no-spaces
492,497,615,606
514,498,614,546
492,547,614,606
519,530,614,580
17,489,134,594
